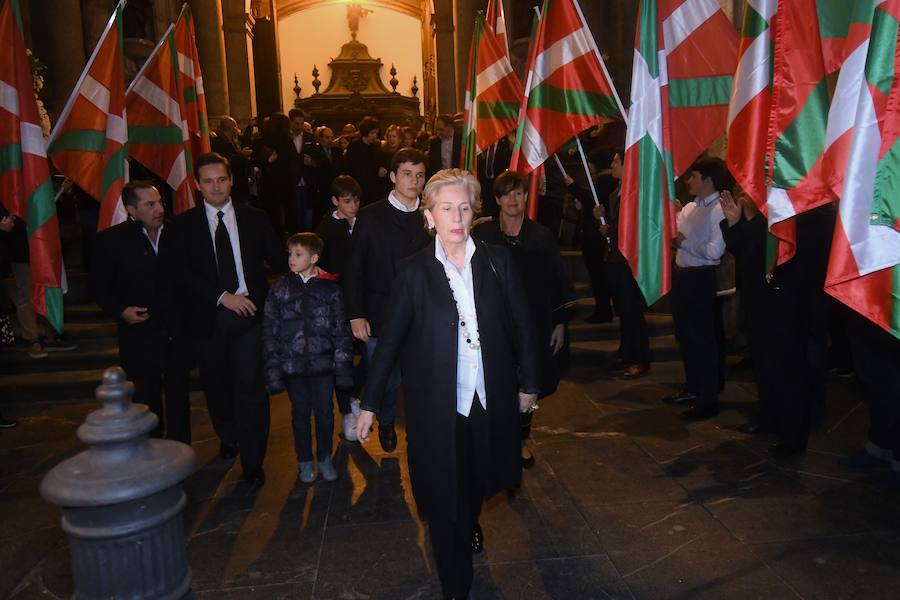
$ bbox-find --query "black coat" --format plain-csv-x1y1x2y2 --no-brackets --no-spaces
361,241,541,518
314,213,352,278
472,218,576,396
344,139,388,205
427,132,462,178
262,273,354,393
344,199,430,336
172,202,287,338
90,219,180,375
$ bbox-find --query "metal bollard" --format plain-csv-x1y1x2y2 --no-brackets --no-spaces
40,367,197,599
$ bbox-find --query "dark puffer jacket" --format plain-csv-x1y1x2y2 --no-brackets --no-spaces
262,271,354,394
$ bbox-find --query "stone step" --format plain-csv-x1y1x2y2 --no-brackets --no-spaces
1,344,120,375
63,303,108,323
62,320,117,340
0,367,202,405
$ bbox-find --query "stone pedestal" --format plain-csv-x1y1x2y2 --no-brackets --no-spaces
222,1,257,122
190,0,230,117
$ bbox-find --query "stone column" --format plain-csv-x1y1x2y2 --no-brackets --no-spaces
190,0,230,117
222,0,257,122
454,0,477,111
80,0,112,56
29,0,86,119
431,3,457,115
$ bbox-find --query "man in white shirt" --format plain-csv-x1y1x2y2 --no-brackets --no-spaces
664,158,731,420
427,114,461,178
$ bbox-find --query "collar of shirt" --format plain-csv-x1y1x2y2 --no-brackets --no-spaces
297,272,315,283
696,191,720,208
331,210,356,233
142,223,164,254
204,199,234,224
293,133,303,153
434,235,476,273
388,190,420,212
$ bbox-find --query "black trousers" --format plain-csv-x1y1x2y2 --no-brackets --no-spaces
582,239,612,318
671,266,719,406
848,311,900,456
427,398,488,599
197,309,270,474
605,259,650,365
120,327,192,444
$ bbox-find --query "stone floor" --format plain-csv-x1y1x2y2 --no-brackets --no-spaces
3,315,900,599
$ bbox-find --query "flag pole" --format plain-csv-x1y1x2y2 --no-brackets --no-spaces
571,0,628,125
574,135,601,207
48,0,127,146
125,23,175,96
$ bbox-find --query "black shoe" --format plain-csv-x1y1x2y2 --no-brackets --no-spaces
379,424,397,452
605,357,630,372
0,414,17,429
218,442,239,460
243,468,266,487
768,442,806,459
680,404,719,421
471,522,483,554
521,453,536,470
663,390,697,405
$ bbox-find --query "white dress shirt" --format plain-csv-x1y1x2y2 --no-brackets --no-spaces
388,190,420,212
203,200,249,301
675,192,726,267
142,223,163,255
331,210,356,234
435,236,487,416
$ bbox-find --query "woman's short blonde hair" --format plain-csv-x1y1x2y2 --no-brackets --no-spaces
422,168,482,214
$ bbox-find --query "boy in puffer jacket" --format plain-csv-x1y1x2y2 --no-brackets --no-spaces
263,232,354,483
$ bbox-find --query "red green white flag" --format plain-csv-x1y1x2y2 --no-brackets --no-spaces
47,0,128,231
461,9,524,173
126,25,194,215
509,0,625,175
485,0,509,53
824,0,900,339
0,0,64,332
173,4,210,165
620,0,738,304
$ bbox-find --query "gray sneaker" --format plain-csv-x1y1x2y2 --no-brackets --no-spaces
298,461,316,483
318,458,337,481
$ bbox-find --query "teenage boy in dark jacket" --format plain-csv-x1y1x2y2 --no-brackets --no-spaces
263,232,354,483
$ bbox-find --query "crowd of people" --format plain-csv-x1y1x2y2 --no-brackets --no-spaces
2,107,898,599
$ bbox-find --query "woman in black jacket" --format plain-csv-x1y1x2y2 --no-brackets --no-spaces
472,170,576,468
355,169,541,600
251,113,299,236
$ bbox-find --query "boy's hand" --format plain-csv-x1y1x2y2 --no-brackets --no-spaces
356,410,375,443
351,318,371,342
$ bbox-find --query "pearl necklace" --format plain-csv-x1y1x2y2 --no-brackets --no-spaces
446,276,481,350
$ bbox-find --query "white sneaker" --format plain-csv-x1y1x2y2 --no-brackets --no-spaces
319,457,338,481
342,412,358,442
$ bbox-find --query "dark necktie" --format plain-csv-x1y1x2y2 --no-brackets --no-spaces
215,211,239,293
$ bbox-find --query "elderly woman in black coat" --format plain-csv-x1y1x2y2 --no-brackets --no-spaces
355,169,541,600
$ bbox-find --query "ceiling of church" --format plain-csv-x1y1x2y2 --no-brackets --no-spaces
276,0,424,21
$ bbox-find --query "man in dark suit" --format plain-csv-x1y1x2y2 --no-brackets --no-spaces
315,126,343,222
476,131,514,217
289,109,323,231
174,152,287,486
91,181,191,443
345,147,430,452
211,116,252,205
427,114,462,178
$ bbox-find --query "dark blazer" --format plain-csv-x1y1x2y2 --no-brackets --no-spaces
427,132,463,178
91,219,180,374
362,241,541,519
91,219,176,328
172,202,287,338
344,139,387,205
344,199,430,336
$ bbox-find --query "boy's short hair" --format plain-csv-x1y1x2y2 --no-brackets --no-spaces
331,175,361,199
493,170,527,198
390,147,427,173
287,232,324,256
690,157,734,192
